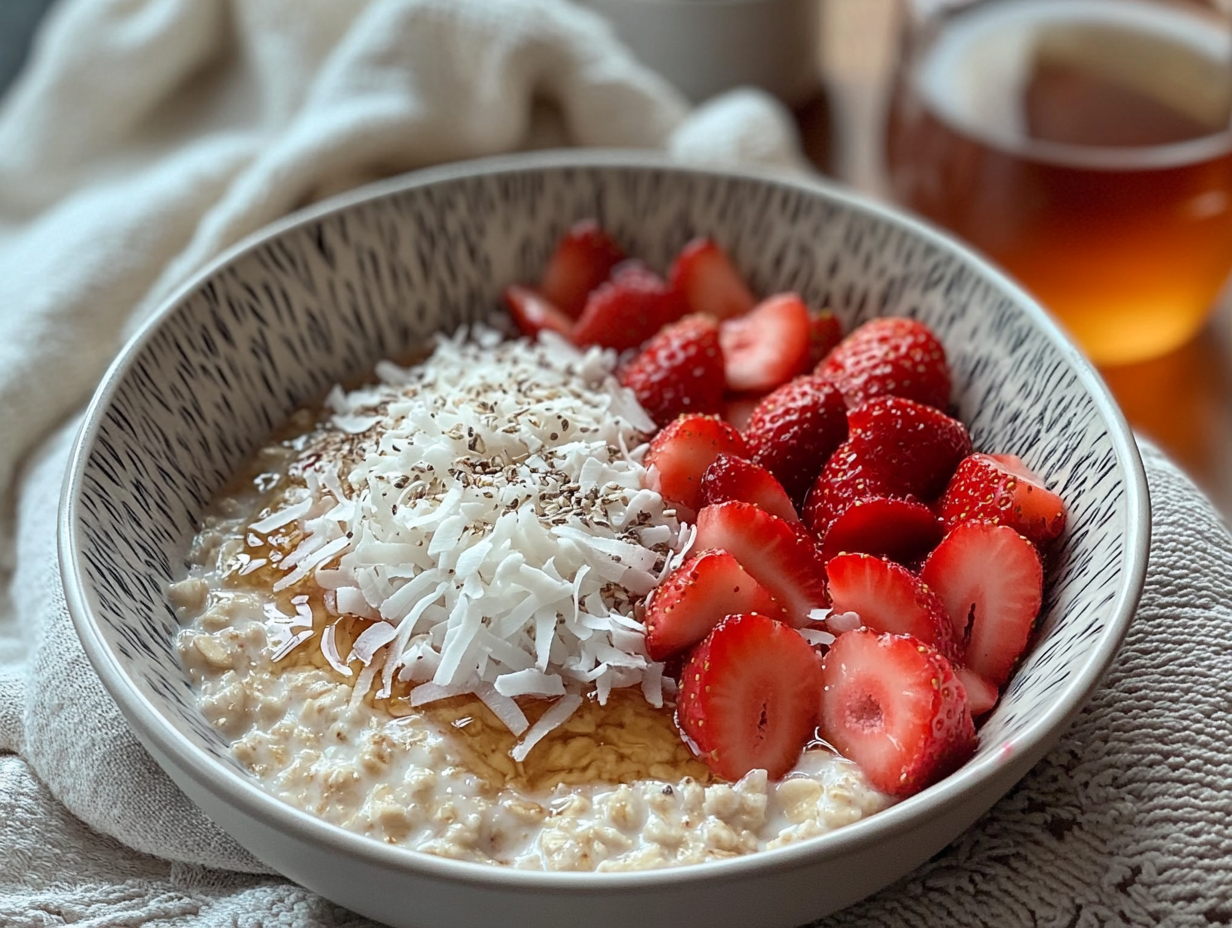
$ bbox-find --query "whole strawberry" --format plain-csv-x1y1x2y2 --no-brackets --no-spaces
744,375,848,506
619,315,725,427
817,317,951,410
573,261,687,351
846,395,972,501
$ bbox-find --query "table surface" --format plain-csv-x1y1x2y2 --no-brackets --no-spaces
813,0,1232,521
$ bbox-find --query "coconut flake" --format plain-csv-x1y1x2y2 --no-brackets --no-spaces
321,624,353,676
511,693,583,763
474,682,530,736
262,328,684,735
350,620,399,665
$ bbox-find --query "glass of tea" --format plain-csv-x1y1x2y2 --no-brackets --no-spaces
884,0,1232,366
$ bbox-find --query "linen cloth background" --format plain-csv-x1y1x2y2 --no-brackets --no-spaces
1,0,1230,925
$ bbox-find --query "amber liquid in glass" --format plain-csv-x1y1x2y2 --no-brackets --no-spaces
886,0,1232,365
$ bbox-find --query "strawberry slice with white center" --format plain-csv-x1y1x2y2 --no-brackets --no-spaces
937,453,1067,545
919,521,1044,686
818,495,944,566
719,292,812,393
503,285,575,340
820,629,976,797
643,549,787,661
642,414,746,518
698,453,800,524
669,237,756,321
678,612,823,781
537,219,626,318
825,552,958,660
693,501,829,627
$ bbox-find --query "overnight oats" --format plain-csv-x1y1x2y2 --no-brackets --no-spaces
174,225,1066,872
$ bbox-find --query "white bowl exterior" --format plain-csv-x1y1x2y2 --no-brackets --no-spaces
62,153,1148,927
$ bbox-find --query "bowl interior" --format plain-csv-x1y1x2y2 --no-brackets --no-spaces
64,154,1145,876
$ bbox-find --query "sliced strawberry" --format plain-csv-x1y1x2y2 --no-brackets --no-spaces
846,396,972,501
919,521,1044,686
720,392,765,432
538,220,626,318
678,612,823,781
573,261,687,351
642,414,746,517
805,308,844,369
719,293,812,393
643,550,786,660
955,666,1000,718
503,285,575,340
693,501,829,627
744,375,848,506
817,317,951,410
698,453,799,524
825,553,957,660
620,317,726,429
801,441,895,535
819,629,976,797
818,495,944,566
669,238,756,321
937,453,1067,545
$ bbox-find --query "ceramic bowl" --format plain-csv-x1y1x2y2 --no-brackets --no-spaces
61,151,1149,928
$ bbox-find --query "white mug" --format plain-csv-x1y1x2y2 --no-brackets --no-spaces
576,0,823,106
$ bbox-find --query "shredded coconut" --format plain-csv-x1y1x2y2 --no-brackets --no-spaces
257,328,682,747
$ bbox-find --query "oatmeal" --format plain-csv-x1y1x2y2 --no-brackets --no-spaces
174,327,890,871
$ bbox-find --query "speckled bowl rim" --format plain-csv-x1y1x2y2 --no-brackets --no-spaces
61,149,1150,891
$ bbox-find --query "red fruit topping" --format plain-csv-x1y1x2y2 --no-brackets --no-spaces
719,292,812,393
678,613,823,781
698,453,799,524
538,220,626,318
744,376,848,506
643,550,786,661
937,453,1067,545
955,666,1000,718
642,414,746,516
805,308,844,369
503,285,575,340
801,441,894,535
819,629,976,797
919,521,1044,686
620,317,726,428
847,396,972,500
693,501,829,627
720,392,765,432
573,261,687,351
669,238,756,321
818,495,945,566
825,553,957,660
817,317,951,410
